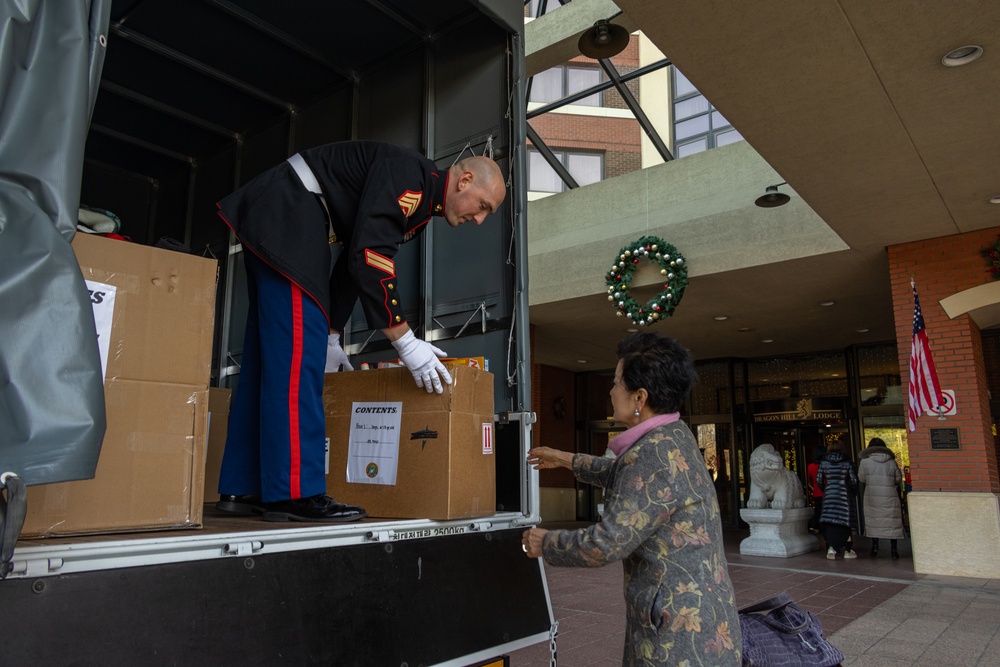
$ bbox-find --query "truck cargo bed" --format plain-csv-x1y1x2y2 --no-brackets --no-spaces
6,510,553,667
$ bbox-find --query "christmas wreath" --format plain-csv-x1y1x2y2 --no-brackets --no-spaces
605,236,689,325
982,235,1000,280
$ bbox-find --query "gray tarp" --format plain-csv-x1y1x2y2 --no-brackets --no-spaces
0,0,111,485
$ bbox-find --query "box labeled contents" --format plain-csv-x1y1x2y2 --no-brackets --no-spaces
324,365,495,520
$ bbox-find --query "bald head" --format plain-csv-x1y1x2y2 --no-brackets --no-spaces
443,156,506,227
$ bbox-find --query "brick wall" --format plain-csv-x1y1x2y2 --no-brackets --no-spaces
527,114,641,181
888,229,1000,493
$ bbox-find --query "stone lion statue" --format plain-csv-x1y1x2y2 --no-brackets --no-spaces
747,444,806,510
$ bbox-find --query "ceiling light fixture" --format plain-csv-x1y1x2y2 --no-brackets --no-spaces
856,327,870,333
941,45,983,67
819,300,835,307
754,182,790,208
713,315,729,321
578,18,630,59
576,359,588,364
990,195,1000,204
626,328,638,333
737,327,754,332
761,339,774,343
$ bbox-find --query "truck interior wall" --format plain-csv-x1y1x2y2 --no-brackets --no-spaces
356,50,426,147
80,166,156,243
156,170,191,246
80,3,522,415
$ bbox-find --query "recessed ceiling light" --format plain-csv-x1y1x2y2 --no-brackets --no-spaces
819,301,835,307
990,195,1000,204
737,327,754,332
856,327,870,333
713,315,729,321
761,339,774,343
626,328,638,333
831,373,840,377
941,45,983,67
576,359,588,364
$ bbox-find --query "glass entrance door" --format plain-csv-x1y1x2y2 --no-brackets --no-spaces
694,422,738,527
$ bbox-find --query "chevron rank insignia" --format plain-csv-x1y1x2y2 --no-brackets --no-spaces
365,249,395,275
398,190,422,217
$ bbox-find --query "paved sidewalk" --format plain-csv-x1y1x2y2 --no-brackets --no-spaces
508,528,1000,666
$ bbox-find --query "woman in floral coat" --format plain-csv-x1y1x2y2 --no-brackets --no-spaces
522,333,741,666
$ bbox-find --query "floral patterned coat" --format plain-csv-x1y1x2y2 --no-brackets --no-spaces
541,421,742,666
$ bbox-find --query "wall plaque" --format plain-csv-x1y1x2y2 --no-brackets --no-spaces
929,427,960,450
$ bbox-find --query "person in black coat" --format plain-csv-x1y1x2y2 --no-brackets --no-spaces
816,440,859,560
215,141,506,522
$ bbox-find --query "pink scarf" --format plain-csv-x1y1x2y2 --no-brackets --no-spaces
608,412,680,456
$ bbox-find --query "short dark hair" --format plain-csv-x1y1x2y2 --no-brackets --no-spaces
616,333,698,414
811,444,827,462
868,437,886,448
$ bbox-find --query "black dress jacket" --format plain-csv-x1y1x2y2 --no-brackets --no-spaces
217,141,447,331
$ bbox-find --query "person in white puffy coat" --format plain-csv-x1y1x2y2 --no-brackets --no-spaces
858,438,906,559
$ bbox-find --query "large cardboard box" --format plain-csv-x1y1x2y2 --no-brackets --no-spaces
22,383,209,537
72,234,217,386
22,235,217,537
323,365,496,520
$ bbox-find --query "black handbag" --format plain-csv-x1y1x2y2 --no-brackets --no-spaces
738,592,844,667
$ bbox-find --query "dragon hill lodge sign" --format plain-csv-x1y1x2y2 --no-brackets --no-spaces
753,398,843,423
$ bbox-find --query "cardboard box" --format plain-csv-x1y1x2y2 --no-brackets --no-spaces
203,387,233,503
22,382,209,537
323,365,496,520
73,233,217,386
22,236,217,537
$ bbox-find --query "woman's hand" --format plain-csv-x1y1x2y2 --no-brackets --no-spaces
527,447,573,470
522,527,547,558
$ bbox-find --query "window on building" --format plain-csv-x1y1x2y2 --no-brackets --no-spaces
672,68,744,157
528,149,604,192
530,65,603,107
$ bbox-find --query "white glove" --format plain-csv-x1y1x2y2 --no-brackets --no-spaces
324,333,354,373
390,330,452,394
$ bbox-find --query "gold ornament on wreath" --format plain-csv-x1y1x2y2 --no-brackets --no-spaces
605,236,689,326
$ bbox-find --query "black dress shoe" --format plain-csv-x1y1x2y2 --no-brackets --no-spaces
216,494,266,515
262,494,367,523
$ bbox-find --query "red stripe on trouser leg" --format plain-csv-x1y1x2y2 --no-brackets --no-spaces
288,284,304,498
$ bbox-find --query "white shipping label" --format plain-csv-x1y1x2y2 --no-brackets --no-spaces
482,423,494,455
346,402,402,485
85,280,117,382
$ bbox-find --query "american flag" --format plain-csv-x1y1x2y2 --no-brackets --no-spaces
907,282,945,431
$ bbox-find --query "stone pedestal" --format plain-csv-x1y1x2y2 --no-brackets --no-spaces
739,507,819,557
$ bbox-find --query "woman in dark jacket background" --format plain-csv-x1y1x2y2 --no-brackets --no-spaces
816,440,859,560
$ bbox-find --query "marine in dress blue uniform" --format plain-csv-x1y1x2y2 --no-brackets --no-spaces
214,141,504,522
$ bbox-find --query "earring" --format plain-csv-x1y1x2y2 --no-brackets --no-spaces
633,407,640,417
